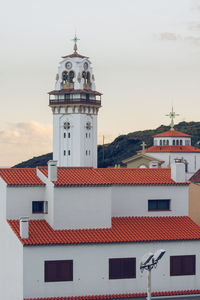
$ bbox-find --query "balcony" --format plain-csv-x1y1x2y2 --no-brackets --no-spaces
49,98,101,106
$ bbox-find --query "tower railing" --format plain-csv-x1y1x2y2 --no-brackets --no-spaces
49,98,101,106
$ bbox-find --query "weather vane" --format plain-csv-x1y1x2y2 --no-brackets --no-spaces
71,34,80,53
166,106,179,130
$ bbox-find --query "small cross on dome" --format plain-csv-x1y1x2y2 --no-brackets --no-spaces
72,34,80,53
166,106,179,131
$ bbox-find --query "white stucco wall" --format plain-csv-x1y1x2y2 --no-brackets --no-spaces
53,112,98,168
0,220,23,300
52,186,112,229
23,240,200,299
111,185,189,217
147,152,200,179
0,178,7,220
6,187,45,219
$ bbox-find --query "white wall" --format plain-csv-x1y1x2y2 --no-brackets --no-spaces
0,220,23,300
6,187,45,220
53,112,98,168
23,240,200,299
0,178,7,220
111,185,189,217
147,152,200,179
53,186,112,229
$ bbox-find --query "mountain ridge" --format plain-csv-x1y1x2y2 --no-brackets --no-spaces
13,121,200,168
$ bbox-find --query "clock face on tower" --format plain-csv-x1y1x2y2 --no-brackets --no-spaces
65,62,72,70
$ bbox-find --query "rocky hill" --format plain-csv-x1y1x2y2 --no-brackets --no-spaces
13,121,200,168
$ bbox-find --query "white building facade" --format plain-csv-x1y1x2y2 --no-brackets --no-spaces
49,42,102,168
1,164,200,300
143,130,200,180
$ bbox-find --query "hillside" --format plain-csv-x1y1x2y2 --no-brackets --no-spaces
13,121,200,168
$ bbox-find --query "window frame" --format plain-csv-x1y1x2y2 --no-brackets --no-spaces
45,260,73,282
170,255,196,276
148,199,170,211
109,257,136,280
32,201,48,214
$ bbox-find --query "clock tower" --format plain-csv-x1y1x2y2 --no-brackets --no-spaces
49,36,102,167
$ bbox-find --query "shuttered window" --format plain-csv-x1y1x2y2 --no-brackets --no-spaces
109,258,136,279
148,199,170,211
170,255,195,276
45,260,73,282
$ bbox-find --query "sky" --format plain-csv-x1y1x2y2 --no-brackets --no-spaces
0,0,200,166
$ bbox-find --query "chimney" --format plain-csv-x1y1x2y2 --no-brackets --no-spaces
48,160,57,181
171,159,186,183
20,217,29,239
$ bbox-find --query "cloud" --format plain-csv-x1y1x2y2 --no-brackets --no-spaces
159,32,181,41
158,32,200,46
188,22,200,31
0,122,52,166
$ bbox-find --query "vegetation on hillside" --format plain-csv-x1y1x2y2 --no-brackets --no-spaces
13,121,200,168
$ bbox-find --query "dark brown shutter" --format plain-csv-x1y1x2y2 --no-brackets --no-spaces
45,260,73,282
170,255,195,276
109,258,136,279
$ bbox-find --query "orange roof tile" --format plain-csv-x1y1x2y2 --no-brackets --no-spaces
153,130,191,138
0,168,45,186
7,216,200,246
62,52,88,59
189,169,200,183
23,290,200,300
144,145,200,153
39,167,188,186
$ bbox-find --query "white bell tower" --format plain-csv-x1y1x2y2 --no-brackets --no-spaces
49,36,102,167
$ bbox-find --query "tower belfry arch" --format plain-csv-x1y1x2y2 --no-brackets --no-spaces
48,38,102,167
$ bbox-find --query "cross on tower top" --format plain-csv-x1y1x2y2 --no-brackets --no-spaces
141,141,147,153
166,107,179,131
71,34,80,54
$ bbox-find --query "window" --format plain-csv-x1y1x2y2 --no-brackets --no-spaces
170,255,195,276
173,140,175,145
176,140,179,145
180,140,183,145
45,260,73,282
32,201,48,214
68,132,70,138
86,133,88,138
166,140,169,145
109,258,136,280
64,150,66,156
148,199,170,211
68,150,70,156
64,133,66,138
160,140,162,146
69,71,74,83
86,150,88,155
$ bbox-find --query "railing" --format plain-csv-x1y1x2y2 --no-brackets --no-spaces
49,98,101,106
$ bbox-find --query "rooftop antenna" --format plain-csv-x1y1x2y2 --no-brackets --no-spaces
71,33,80,54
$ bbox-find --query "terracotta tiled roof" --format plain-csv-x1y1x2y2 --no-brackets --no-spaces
23,290,200,300
189,169,200,183
153,130,191,138
39,167,110,186
38,167,188,186
144,145,200,153
48,89,102,96
0,168,45,186
62,53,88,59
7,216,200,246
